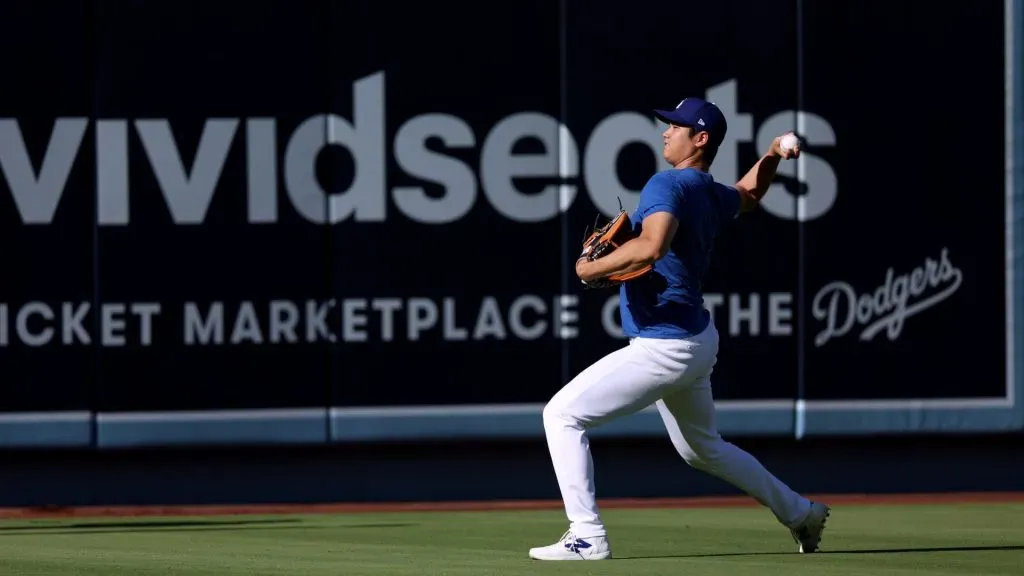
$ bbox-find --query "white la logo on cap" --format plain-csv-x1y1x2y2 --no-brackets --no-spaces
676,98,687,109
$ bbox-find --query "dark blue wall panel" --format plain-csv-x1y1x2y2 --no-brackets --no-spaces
0,0,1020,450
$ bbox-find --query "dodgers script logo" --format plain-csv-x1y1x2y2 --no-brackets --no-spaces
811,247,963,347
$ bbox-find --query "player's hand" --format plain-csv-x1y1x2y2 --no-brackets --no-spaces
575,256,595,282
769,132,801,160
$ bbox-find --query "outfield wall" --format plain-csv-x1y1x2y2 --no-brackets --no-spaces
2,0,1023,452
3,0,1022,510
1,435,1023,509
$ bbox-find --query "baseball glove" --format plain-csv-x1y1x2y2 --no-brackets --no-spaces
577,208,653,289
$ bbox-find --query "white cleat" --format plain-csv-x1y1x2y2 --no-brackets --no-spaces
528,529,612,561
790,501,831,553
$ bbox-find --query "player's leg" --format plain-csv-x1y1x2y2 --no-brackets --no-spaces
655,378,830,552
530,333,717,560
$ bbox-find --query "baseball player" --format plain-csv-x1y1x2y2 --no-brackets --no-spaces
528,97,830,561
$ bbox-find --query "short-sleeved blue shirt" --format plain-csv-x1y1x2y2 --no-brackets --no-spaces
619,168,741,339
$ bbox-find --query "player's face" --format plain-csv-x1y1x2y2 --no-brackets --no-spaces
662,123,696,165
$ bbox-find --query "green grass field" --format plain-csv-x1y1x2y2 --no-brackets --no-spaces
0,503,1020,575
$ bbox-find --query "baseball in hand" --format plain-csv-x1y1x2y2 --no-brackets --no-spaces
780,133,799,152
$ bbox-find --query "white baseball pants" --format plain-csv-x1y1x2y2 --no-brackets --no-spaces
542,321,811,538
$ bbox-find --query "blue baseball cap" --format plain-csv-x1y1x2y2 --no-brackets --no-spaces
654,97,728,150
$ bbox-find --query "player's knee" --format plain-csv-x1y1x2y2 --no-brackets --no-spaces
678,446,707,469
542,398,580,432
677,444,698,462
542,399,563,428
680,435,725,467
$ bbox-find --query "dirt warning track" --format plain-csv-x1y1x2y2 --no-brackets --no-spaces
0,492,1021,520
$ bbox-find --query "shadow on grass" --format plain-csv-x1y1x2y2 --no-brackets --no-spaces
622,544,1024,559
0,519,415,536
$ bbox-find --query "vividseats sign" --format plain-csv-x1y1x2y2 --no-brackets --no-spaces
1,0,1020,447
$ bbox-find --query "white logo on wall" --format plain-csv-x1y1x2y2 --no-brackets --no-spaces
811,247,963,347
0,75,838,226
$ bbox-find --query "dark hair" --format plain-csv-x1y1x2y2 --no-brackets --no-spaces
685,126,718,166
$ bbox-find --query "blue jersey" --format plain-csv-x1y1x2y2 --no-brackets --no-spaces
619,168,741,339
